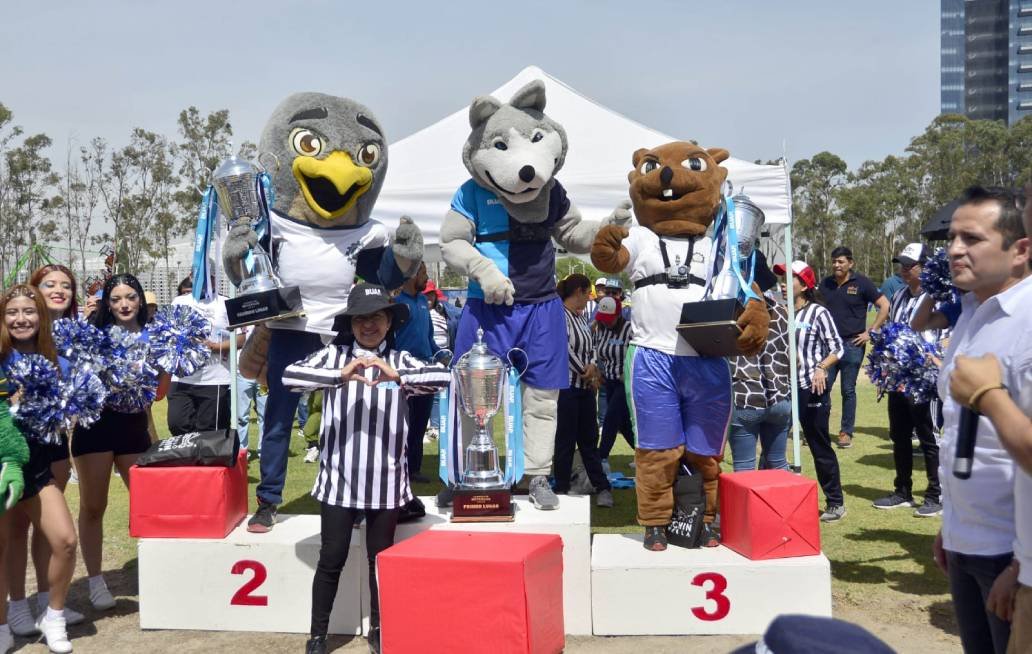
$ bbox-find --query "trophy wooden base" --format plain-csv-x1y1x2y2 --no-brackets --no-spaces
226,285,304,329
676,298,744,358
451,488,515,523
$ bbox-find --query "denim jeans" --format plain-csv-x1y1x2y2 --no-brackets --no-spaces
727,400,792,472
236,374,267,452
827,342,865,436
256,330,324,506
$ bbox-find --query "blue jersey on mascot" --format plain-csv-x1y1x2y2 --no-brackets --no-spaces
225,93,423,532
439,80,630,510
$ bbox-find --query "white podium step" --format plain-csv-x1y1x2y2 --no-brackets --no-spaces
384,495,592,635
591,533,831,635
138,515,363,634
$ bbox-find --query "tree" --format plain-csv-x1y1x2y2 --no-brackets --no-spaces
0,102,25,281
790,152,847,273
173,107,233,218
4,132,60,274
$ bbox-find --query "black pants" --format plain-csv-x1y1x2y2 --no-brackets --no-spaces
311,503,400,637
797,385,843,507
887,391,940,501
406,394,434,475
946,550,1013,654
554,387,610,493
599,379,635,459
166,382,231,435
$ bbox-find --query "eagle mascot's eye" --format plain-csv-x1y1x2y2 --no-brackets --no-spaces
639,159,660,175
682,157,707,172
357,143,381,167
290,128,323,157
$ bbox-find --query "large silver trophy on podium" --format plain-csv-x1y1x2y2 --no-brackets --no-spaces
676,190,766,357
450,328,513,522
213,156,303,328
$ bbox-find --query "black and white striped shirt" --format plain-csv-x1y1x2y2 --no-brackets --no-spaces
564,307,596,390
593,318,633,382
793,302,844,390
282,341,451,509
890,286,940,344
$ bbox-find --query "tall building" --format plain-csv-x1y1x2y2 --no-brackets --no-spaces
940,0,1032,125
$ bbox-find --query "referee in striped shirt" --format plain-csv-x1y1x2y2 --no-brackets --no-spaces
775,261,847,522
282,283,451,654
593,295,635,468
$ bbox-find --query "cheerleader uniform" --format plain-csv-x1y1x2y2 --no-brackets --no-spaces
283,339,450,639
71,329,151,458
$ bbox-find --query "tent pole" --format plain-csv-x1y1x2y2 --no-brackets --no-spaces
781,157,802,474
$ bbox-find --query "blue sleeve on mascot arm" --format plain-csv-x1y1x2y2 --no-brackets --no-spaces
450,181,478,223
356,246,406,290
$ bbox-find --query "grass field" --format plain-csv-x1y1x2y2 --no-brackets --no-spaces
47,370,959,652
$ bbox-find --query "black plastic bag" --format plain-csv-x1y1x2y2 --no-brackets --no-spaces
666,463,705,549
135,429,240,467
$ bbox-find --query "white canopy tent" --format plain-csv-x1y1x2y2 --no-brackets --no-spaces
374,65,803,472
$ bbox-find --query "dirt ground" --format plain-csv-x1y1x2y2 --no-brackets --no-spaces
7,566,960,654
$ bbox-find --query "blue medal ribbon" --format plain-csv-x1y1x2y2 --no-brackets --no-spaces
191,186,218,302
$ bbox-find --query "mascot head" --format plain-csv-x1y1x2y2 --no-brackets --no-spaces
462,80,567,223
628,142,729,237
260,92,388,227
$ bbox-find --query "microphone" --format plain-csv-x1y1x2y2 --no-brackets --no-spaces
953,407,980,480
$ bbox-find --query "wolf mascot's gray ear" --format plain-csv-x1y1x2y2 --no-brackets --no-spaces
510,80,547,113
469,96,502,129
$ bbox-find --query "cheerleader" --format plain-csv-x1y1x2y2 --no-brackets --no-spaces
0,285,78,653
5,267,86,636
73,274,169,612
283,283,450,654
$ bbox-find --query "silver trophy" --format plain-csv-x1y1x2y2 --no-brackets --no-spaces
212,156,302,328
709,192,766,301
453,329,506,489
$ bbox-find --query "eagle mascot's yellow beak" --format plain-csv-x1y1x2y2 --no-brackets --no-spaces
292,151,373,220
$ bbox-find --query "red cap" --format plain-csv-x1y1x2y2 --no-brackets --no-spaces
773,260,817,290
595,296,621,327
422,279,445,301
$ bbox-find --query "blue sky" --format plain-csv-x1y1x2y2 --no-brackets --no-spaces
1,1,938,169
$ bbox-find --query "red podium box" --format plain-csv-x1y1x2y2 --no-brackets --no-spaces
378,531,564,654
129,451,248,539
719,470,820,560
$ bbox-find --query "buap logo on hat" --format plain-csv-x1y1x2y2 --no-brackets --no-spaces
364,288,382,296
893,242,927,265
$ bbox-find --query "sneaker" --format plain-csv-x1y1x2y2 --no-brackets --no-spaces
436,485,454,508
568,472,595,496
914,497,943,518
90,585,116,611
872,493,916,510
820,505,847,522
247,502,277,533
8,600,39,636
643,526,668,551
0,628,11,654
596,489,614,508
36,613,72,654
305,635,327,654
836,432,852,449
528,475,559,510
303,446,319,463
700,522,720,548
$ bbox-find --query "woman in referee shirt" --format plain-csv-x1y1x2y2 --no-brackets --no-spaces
775,261,846,522
283,283,450,654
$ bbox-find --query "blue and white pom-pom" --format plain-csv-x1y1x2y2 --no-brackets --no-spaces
52,317,107,369
865,323,942,404
102,327,159,413
146,304,212,377
919,247,960,307
58,366,106,430
6,354,65,444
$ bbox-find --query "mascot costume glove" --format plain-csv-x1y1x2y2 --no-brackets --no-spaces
0,390,28,513
229,92,422,511
439,80,627,508
592,142,769,549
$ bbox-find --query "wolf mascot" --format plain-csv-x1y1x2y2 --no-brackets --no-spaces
592,142,768,550
440,80,630,510
225,93,423,531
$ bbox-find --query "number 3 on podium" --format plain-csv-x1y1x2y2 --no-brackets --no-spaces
231,560,269,606
691,572,730,621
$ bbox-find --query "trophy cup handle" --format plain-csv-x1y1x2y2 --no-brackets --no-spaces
258,151,281,174
506,348,530,379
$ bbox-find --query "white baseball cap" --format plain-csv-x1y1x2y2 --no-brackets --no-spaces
594,277,607,286
892,243,927,266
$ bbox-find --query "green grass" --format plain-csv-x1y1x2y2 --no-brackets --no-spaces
67,373,950,624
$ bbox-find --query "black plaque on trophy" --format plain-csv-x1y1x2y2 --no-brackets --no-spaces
676,298,744,358
452,488,515,523
225,285,304,329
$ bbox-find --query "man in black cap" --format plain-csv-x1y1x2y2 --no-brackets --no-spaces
872,243,942,518
820,246,891,449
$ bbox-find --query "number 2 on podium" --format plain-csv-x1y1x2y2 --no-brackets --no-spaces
231,560,269,606
691,572,730,621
